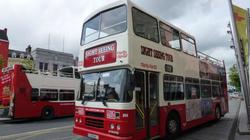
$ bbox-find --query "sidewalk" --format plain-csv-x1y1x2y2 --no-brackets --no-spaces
234,101,250,140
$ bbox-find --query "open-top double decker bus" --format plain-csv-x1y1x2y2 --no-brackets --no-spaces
0,64,80,120
73,0,228,139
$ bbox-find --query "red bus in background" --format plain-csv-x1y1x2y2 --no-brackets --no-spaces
73,0,228,139
0,64,80,120
0,67,13,107
0,28,9,68
0,28,9,105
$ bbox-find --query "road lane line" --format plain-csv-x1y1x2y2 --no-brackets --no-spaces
1,125,73,139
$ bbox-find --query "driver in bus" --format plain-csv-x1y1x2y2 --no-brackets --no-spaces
104,85,119,102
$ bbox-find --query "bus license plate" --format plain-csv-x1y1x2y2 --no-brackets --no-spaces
88,133,99,139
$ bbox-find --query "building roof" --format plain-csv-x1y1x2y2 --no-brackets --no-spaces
8,49,33,59
32,48,74,57
0,29,8,41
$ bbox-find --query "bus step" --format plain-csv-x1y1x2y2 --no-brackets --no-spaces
0,117,11,121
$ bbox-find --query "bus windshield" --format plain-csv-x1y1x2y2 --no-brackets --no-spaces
78,69,132,103
81,5,127,45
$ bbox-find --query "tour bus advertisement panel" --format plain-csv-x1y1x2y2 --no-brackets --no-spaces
84,42,117,67
0,67,13,106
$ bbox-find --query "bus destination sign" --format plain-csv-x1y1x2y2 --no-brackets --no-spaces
84,42,117,67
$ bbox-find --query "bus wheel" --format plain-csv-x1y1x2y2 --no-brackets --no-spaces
215,106,221,120
41,107,54,120
166,113,180,140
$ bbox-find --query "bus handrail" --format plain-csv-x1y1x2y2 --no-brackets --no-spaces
197,51,224,67
23,69,75,78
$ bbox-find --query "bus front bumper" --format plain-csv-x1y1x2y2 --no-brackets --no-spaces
73,126,133,140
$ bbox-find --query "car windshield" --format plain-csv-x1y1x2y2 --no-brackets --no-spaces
81,5,127,45
78,69,132,103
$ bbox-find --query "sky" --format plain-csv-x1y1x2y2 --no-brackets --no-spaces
0,0,250,70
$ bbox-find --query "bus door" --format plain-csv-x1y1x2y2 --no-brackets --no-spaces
134,70,160,139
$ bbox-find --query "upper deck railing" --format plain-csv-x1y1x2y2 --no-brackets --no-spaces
23,67,79,79
197,51,224,68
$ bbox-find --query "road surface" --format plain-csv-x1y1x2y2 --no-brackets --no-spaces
0,99,240,140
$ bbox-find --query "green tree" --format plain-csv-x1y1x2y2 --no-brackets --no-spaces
229,64,241,91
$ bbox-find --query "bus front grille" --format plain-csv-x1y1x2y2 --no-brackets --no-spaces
85,111,104,118
85,118,104,128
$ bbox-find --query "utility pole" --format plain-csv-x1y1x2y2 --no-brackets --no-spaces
48,33,51,50
248,9,250,86
227,22,244,94
62,35,65,52
228,0,250,123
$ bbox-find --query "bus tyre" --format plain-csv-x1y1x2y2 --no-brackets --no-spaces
215,106,221,121
166,113,180,140
41,107,54,120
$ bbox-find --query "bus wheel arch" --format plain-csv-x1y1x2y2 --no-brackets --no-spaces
41,106,55,120
215,104,221,120
165,110,181,139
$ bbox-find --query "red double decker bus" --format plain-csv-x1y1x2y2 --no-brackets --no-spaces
0,64,80,120
0,28,9,106
73,0,228,139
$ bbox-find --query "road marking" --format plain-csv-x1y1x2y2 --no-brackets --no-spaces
52,136,78,140
1,125,73,140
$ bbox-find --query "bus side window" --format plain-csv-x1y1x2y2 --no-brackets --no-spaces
163,75,184,101
185,84,200,99
185,78,200,99
40,89,58,101
200,80,212,98
181,34,196,57
212,86,220,97
160,22,181,50
59,90,75,101
31,88,39,101
132,8,159,43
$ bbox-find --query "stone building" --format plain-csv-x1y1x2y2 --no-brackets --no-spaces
8,46,33,69
31,48,74,73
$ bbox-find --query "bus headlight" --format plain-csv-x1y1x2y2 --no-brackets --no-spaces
75,118,79,123
110,123,115,129
117,124,121,130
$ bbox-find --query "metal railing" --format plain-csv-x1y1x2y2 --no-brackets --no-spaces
197,51,224,67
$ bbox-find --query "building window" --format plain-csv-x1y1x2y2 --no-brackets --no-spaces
132,8,159,43
27,55,31,60
44,63,48,71
53,64,58,72
59,90,75,101
39,62,43,71
11,52,17,58
163,75,184,101
160,22,181,50
20,53,25,59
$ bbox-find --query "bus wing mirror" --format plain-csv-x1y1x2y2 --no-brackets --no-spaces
129,74,135,90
